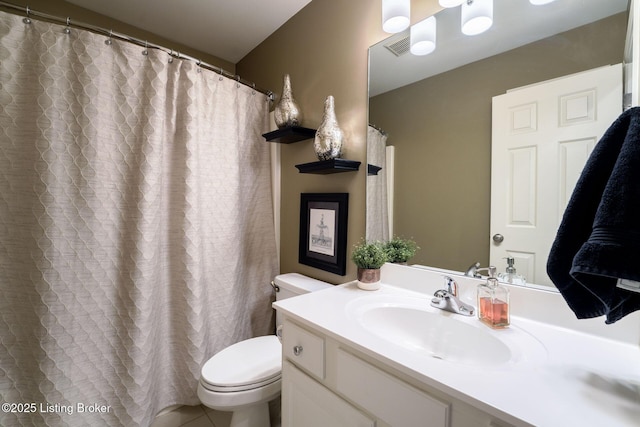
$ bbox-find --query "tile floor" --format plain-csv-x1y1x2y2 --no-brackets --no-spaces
150,405,230,427
151,400,281,427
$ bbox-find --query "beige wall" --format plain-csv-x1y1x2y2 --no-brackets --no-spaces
2,0,234,72
237,0,442,283
3,1,626,282
1,0,442,284
369,13,627,270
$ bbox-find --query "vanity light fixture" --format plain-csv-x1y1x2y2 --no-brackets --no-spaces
410,16,437,56
382,0,411,33
397,0,550,40
461,0,493,36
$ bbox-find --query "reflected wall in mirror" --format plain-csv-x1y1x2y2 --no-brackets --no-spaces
367,0,629,288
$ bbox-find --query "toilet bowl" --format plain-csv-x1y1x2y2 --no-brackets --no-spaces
197,273,332,427
197,335,281,426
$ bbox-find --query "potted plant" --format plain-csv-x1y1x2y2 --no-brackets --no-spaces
384,237,419,264
351,240,388,290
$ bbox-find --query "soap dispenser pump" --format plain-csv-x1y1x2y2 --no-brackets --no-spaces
477,266,510,329
498,257,526,286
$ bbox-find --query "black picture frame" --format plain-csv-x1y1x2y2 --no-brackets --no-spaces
299,193,349,276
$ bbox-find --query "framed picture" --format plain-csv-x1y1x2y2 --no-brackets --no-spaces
299,193,349,276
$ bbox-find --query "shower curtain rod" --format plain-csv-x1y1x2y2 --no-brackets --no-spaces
0,1,274,100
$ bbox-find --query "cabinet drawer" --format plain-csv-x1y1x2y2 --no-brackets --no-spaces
282,320,325,379
336,349,450,427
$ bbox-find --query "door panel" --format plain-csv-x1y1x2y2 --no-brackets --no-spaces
491,64,622,287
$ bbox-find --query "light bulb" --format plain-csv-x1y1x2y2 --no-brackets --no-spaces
461,0,493,36
410,16,437,56
530,0,557,4
382,0,411,33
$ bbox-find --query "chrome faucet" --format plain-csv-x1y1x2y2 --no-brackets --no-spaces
464,262,482,278
464,263,497,279
430,276,475,316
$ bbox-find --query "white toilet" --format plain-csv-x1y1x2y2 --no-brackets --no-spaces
197,273,332,427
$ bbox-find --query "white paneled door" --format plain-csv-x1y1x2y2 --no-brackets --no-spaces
491,64,622,287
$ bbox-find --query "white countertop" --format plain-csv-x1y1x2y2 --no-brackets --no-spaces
274,274,640,427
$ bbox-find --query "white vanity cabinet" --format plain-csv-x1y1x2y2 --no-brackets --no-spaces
281,318,513,427
282,361,375,427
281,319,374,427
275,268,640,427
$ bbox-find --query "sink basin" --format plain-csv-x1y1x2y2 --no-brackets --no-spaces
348,294,546,368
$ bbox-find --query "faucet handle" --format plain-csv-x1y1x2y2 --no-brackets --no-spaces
475,265,497,278
444,276,458,296
465,261,482,277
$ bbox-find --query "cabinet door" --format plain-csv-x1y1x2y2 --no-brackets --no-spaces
282,361,375,427
335,349,450,427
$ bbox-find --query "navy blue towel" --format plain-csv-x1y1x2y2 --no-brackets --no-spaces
547,107,640,324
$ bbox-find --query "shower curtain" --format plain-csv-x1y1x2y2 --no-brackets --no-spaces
0,10,278,427
366,125,390,242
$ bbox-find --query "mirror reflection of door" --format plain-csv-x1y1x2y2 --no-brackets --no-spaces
490,64,623,287
368,2,628,284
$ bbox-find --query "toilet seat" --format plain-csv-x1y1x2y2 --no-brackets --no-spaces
200,374,281,393
200,335,281,393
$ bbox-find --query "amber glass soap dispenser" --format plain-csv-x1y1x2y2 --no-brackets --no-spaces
477,266,510,328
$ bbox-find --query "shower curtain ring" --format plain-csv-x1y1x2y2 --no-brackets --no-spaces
105,29,113,46
168,49,174,63
196,59,202,73
236,75,241,88
64,17,71,34
23,6,31,24
142,41,148,56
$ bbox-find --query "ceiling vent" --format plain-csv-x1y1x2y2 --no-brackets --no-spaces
384,35,410,57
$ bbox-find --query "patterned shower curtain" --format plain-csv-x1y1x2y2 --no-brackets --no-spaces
366,125,390,242
0,10,278,427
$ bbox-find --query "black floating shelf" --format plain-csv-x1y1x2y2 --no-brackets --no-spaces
295,158,361,174
262,126,316,144
368,164,382,176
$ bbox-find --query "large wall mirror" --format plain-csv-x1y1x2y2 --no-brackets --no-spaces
367,0,630,288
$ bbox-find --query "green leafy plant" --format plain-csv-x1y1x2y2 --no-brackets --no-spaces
351,240,388,269
383,237,420,263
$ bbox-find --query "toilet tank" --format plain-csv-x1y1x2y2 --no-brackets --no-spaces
274,273,332,326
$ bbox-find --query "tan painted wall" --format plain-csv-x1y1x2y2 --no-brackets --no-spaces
237,0,442,283
1,0,234,72
0,0,447,283
3,0,626,282
369,13,627,270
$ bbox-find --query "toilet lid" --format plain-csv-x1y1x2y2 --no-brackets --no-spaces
201,335,281,389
